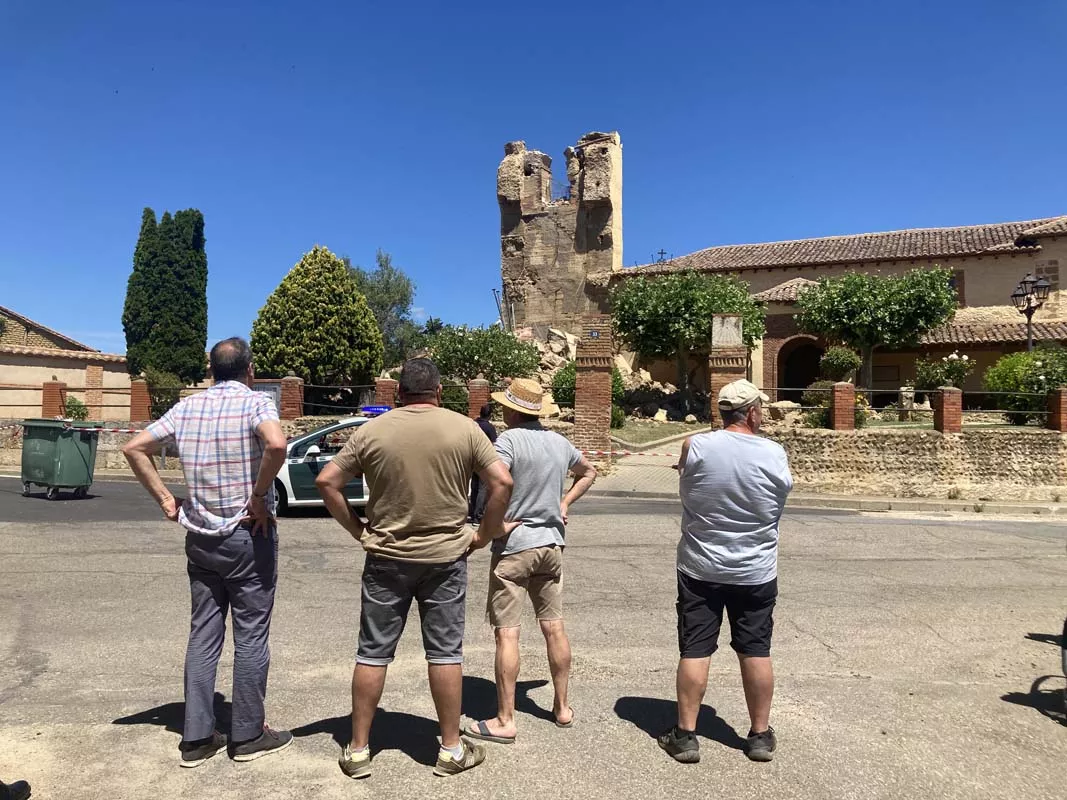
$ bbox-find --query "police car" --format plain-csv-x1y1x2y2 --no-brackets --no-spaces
273,408,388,512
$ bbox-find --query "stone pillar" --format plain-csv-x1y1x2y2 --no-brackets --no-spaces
130,379,151,422
41,381,67,418
829,382,856,431
707,314,748,428
374,377,398,408
933,387,962,434
1047,389,1067,432
85,365,104,421
468,378,491,420
572,314,613,457
280,376,304,420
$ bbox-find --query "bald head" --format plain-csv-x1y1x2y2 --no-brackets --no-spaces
210,337,253,383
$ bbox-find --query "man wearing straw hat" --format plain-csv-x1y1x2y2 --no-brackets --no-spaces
465,378,597,744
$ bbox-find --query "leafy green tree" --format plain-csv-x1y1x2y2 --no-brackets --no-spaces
349,250,421,367
122,208,209,383
428,325,539,383
610,272,765,401
795,268,957,388
252,246,384,385
819,347,862,382
423,316,445,336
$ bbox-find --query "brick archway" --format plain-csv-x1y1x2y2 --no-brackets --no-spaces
776,335,823,402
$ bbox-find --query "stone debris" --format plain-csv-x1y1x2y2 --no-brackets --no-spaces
769,400,801,421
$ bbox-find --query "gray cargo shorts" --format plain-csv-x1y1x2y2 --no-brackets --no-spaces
356,554,467,666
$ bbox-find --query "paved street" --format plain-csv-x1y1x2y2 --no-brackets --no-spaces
1,482,1065,799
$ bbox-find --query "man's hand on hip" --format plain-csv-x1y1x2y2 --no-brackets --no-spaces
245,494,274,536
160,494,182,523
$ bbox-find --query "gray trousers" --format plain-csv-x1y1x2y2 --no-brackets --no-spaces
183,525,278,743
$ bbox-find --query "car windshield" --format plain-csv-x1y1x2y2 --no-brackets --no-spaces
291,420,365,458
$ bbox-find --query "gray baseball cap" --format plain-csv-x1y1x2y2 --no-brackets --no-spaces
717,379,770,411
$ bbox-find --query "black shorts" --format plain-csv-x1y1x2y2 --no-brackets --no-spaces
676,571,777,658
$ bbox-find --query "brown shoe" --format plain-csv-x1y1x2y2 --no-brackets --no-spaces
433,739,486,777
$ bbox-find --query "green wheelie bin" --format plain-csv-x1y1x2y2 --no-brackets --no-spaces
21,419,100,500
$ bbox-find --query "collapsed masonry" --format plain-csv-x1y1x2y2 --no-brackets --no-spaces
497,132,623,336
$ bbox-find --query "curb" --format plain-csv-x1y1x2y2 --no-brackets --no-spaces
587,489,1067,516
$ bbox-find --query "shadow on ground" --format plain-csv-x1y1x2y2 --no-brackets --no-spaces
614,696,746,750
462,676,554,723
291,711,441,765
112,692,232,735
1001,676,1066,727
1025,631,1064,647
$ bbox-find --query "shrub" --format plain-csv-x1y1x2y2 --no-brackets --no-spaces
983,346,1067,424
144,366,184,420
441,382,469,415
801,380,835,408
611,403,626,429
914,350,975,390
819,347,861,382
64,396,89,421
551,362,625,408
428,325,539,384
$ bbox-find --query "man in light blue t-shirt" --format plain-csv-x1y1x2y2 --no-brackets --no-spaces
659,379,793,767
466,378,597,745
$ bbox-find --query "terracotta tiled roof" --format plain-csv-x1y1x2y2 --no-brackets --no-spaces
0,305,97,351
0,344,126,363
751,277,817,304
1020,218,1067,238
920,321,1067,346
627,216,1066,276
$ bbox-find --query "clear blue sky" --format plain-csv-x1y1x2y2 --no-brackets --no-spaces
2,1,1065,353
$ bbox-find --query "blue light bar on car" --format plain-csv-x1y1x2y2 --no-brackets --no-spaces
360,406,392,416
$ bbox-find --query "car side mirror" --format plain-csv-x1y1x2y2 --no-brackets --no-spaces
304,444,321,460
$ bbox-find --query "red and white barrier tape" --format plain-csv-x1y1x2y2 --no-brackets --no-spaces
582,450,679,457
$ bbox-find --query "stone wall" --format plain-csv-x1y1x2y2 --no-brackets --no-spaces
769,428,1067,500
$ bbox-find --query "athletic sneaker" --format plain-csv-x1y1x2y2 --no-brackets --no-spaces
339,744,372,779
433,740,486,777
0,779,32,800
658,726,700,763
179,731,227,768
231,726,294,762
745,727,777,762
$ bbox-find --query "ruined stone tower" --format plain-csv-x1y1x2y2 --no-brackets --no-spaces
497,131,623,335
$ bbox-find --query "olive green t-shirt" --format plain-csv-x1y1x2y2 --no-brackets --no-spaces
331,406,500,563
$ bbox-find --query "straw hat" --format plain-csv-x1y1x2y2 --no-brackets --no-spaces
491,378,560,417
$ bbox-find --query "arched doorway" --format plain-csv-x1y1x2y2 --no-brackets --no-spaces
778,338,824,402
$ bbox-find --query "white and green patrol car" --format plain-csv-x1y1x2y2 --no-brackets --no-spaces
274,416,371,512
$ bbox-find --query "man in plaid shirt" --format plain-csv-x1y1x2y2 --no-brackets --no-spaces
123,338,291,768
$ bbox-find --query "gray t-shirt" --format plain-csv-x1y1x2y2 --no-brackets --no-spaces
677,430,793,585
493,423,583,556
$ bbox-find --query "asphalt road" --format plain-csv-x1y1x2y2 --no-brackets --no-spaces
1,481,1065,799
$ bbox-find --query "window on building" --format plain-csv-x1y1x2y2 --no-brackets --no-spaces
949,270,965,307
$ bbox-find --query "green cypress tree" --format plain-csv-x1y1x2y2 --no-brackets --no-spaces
252,246,384,385
122,208,159,376
121,207,209,383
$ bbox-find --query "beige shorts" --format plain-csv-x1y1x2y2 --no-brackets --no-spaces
487,545,563,628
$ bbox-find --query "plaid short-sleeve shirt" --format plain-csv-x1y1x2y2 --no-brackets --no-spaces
146,381,280,535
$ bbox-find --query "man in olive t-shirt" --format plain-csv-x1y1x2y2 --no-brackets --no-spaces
315,358,513,780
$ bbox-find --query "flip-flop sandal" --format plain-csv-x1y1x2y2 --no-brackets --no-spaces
555,709,575,729
463,719,516,744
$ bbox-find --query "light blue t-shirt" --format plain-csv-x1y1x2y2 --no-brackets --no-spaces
677,430,793,585
492,423,583,556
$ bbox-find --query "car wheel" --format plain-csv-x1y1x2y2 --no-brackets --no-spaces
274,481,288,515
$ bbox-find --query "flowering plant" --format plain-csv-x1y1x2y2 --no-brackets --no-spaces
913,350,975,390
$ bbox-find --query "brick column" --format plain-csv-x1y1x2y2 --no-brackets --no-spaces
829,382,855,431
708,349,748,428
933,386,962,434
41,381,67,418
280,376,304,420
467,378,491,419
1047,388,1067,432
130,379,151,422
85,365,104,421
374,377,398,408
573,314,613,457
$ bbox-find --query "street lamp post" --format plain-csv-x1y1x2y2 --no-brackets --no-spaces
1010,273,1052,351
